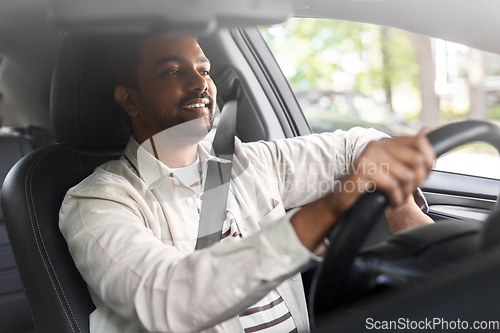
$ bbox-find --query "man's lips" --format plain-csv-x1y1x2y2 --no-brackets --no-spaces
181,99,211,109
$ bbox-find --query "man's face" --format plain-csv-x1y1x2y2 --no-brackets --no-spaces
133,35,217,141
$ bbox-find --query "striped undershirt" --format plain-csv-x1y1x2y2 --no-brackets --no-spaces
171,156,297,333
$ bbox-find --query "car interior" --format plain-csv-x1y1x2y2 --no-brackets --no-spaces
1,0,500,332
0,121,55,332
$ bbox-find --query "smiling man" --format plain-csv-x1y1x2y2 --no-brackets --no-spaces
115,37,216,149
59,33,434,333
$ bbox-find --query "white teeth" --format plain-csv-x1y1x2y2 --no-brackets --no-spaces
183,103,206,109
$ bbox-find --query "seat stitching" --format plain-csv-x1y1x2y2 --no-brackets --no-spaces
18,145,120,331
25,145,77,333
24,145,123,332
30,151,85,332
33,146,121,322
1,203,39,332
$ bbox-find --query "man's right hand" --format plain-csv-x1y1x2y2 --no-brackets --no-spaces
290,130,435,252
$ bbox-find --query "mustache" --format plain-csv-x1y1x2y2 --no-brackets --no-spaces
177,91,215,110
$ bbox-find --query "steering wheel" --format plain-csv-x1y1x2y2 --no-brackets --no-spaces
309,120,500,323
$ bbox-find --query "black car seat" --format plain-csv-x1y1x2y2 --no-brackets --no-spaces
0,89,56,332
0,129,37,332
1,33,130,333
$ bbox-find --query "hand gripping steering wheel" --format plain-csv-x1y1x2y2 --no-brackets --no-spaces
309,120,500,323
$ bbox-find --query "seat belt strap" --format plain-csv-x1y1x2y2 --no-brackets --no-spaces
195,87,238,250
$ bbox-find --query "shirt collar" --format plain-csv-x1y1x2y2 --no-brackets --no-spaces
124,135,231,190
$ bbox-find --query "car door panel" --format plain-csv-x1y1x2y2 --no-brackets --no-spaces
422,170,499,222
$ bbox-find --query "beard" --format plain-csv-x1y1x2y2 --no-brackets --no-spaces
138,90,216,143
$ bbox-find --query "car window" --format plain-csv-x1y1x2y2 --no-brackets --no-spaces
260,18,500,179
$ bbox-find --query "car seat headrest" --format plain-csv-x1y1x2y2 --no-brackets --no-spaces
50,33,131,145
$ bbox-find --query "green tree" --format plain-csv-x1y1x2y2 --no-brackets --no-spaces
261,19,366,91
260,18,419,111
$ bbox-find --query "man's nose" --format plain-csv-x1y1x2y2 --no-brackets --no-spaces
186,70,208,93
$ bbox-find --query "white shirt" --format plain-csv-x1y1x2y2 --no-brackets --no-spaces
172,155,297,333
59,127,389,333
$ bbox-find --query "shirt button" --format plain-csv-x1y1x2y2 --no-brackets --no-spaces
234,288,243,297
186,197,194,204
283,255,292,264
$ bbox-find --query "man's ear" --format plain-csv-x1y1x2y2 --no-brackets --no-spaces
114,85,139,117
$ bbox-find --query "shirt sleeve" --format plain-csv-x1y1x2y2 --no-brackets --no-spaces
243,127,389,210
59,175,313,333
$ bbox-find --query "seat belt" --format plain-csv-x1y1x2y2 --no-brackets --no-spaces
195,80,239,250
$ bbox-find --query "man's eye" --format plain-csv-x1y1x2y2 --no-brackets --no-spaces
161,69,178,76
200,70,210,76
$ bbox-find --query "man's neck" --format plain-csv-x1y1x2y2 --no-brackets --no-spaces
134,132,199,169
153,140,198,168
